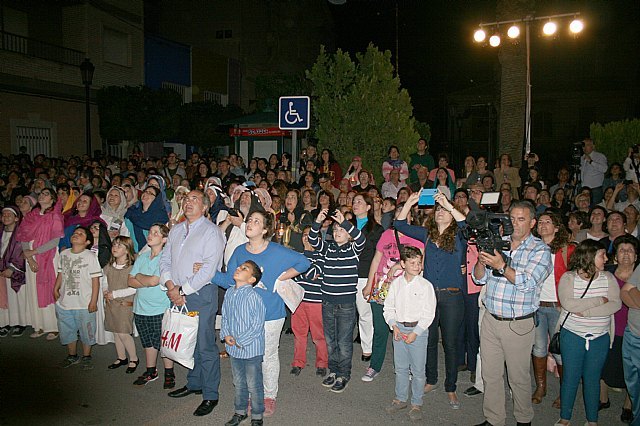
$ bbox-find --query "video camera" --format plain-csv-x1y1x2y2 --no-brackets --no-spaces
462,192,513,255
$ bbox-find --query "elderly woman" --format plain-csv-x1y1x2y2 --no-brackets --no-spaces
394,190,467,409
554,239,622,426
101,186,130,239
169,185,189,226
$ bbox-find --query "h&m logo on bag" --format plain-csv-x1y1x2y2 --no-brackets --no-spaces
161,331,182,350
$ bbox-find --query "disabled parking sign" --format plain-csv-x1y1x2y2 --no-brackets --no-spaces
279,96,310,130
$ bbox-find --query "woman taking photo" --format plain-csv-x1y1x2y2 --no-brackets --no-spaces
394,190,466,409
279,189,313,253
600,235,637,423
555,239,622,426
533,212,575,408
212,210,310,417
351,193,384,364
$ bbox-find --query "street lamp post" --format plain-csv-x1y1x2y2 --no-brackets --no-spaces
80,58,95,156
473,13,583,155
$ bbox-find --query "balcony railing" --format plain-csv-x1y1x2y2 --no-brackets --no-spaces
1,30,85,66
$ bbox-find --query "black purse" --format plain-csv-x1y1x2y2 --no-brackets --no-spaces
548,273,595,355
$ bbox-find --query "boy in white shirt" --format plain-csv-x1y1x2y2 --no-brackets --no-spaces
53,227,102,370
383,246,437,421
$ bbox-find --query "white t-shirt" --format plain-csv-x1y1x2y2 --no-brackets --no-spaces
539,255,557,302
56,249,102,310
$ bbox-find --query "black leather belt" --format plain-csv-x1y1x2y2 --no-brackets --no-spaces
490,312,535,322
539,301,559,308
399,321,418,327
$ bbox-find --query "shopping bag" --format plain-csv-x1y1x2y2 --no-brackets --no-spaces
370,272,393,304
274,278,305,313
160,304,199,369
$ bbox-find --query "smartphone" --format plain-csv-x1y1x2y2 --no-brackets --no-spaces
418,188,437,206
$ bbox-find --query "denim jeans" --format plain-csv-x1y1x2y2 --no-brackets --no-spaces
426,289,464,392
230,355,264,419
560,329,609,422
623,327,640,423
456,291,480,371
393,324,429,406
533,306,561,358
322,301,356,380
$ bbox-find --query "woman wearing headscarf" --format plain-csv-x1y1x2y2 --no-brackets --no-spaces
124,185,169,252
17,188,64,340
60,193,104,250
146,175,171,216
101,186,130,239
169,185,189,227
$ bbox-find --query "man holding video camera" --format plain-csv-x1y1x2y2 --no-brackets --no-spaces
472,201,552,426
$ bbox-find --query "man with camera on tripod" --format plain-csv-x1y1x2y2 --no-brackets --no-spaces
580,138,608,205
471,201,552,426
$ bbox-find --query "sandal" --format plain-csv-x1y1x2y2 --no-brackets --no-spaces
108,358,128,370
30,329,45,338
126,359,139,374
46,332,59,341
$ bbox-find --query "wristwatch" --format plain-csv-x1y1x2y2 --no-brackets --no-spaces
497,265,506,275
178,286,185,296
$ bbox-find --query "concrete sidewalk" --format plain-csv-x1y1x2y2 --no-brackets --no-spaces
0,328,627,425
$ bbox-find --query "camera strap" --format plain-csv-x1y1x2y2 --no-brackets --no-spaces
631,158,640,181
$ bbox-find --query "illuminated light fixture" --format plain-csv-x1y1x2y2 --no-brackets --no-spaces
569,19,584,33
474,29,486,42
507,25,520,39
543,21,557,36
489,34,501,47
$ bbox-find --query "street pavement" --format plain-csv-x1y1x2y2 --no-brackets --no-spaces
1,327,628,425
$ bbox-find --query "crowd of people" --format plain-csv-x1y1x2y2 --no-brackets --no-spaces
2,136,640,425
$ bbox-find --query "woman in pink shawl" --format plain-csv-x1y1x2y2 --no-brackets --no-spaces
59,193,105,250
16,188,64,340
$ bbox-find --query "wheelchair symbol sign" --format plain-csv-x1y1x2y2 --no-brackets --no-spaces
279,96,310,130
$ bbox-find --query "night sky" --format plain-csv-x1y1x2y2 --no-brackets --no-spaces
328,0,640,145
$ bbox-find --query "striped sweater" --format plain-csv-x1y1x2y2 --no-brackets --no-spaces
294,250,325,303
309,220,366,304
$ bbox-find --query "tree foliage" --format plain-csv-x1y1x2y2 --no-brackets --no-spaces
306,44,420,181
179,102,244,148
96,86,182,142
254,73,310,112
591,119,640,164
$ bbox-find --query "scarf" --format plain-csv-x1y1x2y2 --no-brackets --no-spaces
125,193,169,250
15,204,64,307
147,175,172,215
64,195,104,229
386,158,404,169
101,187,128,222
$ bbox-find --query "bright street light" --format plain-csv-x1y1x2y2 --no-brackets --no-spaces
474,29,486,42
569,19,584,33
507,25,520,39
543,21,557,36
489,34,501,47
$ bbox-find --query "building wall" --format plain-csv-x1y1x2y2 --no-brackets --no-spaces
0,91,100,157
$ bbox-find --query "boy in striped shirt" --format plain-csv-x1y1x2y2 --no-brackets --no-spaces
221,260,266,426
309,208,366,393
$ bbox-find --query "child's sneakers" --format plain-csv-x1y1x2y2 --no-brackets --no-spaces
60,354,81,368
361,367,379,382
385,399,408,414
0,326,10,337
322,372,336,387
330,377,348,393
133,370,159,386
164,372,176,389
81,356,94,370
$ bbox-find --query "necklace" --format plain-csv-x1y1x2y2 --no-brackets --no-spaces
248,239,268,253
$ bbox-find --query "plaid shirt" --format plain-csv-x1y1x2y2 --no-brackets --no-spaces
472,233,552,318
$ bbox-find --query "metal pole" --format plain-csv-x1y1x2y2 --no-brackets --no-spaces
525,21,531,154
85,83,91,156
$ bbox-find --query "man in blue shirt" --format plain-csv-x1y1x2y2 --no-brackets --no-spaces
471,201,552,426
160,190,226,417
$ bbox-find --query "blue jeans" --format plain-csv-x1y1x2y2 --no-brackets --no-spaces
185,284,220,400
393,324,428,406
533,306,561,358
457,291,480,371
230,355,264,419
426,289,464,392
623,327,640,423
560,329,610,422
322,301,356,380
